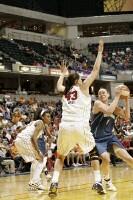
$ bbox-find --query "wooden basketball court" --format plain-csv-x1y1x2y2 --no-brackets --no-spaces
0,163,133,200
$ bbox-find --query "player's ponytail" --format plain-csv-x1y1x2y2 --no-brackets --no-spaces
64,72,80,95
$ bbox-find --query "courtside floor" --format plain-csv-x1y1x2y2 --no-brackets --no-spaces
0,163,133,200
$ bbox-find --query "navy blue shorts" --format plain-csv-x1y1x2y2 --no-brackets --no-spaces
95,135,124,156
37,138,46,156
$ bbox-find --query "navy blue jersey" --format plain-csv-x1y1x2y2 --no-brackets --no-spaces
91,112,116,139
37,127,46,156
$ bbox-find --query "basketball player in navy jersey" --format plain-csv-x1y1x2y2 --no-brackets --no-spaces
15,109,52,190
48,39,104,196
37,112,52,181
91,86,133,192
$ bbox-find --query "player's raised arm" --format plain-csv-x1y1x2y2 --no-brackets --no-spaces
81,39,104,90
57,60,69,93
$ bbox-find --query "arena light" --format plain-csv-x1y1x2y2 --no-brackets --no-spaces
104,0,127,12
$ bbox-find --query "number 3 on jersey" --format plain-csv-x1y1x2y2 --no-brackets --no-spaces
65,91,77,101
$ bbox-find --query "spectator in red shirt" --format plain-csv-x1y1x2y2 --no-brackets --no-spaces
121,137,133,157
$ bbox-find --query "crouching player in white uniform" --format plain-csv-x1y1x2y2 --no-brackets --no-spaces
48,39,104,197
15,109,52,190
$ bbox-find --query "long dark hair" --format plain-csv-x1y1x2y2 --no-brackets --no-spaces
64,72,80,95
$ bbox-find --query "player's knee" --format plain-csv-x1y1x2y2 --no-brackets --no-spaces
57,154,65,163
101,152,110,163
89,146,99,161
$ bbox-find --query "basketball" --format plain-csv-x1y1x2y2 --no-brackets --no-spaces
120,85,130,99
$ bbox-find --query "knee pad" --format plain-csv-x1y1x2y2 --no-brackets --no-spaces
89,146,99,161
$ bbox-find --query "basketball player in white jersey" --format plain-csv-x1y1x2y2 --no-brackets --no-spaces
15,109,51,190
48,39,104,196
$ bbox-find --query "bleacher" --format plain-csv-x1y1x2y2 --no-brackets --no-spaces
88,42,133,76
0,38,45,66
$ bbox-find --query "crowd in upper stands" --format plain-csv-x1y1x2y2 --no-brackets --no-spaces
0,35,133,80
88,42,133,76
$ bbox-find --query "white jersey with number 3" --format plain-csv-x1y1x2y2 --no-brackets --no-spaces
61,85,91,123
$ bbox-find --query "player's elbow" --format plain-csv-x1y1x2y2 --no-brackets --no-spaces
57,86,65,93
92,68,99,76
31,136,34,142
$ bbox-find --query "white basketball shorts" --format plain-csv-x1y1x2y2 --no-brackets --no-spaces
57,122,95,156
15,137,39,162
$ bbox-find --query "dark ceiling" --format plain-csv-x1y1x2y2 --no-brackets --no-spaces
0,0,104,17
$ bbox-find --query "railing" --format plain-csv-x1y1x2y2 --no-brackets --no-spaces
4,28,64,46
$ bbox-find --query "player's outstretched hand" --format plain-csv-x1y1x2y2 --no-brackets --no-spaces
98,39,104,53
114,85,123,97
60,60,69,76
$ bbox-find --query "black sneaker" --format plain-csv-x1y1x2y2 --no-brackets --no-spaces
48,182,58,197
92,182,106,194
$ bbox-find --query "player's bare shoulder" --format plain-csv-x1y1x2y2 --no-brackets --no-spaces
93,100,102,113
94,100,102,107
34,120,43,128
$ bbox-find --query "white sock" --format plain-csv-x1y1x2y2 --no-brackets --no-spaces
30,160,38,181
31,161,44,183
52,171,60,183
43,157,47,168
93,170,101,183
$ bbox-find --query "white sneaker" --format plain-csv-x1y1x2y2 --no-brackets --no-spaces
76,163,82,166
29,181,45,191
104,179,117,191
83,163,88,166
72,163,78,167
46,174,52,181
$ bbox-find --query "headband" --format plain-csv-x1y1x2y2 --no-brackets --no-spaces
40,109,48,116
